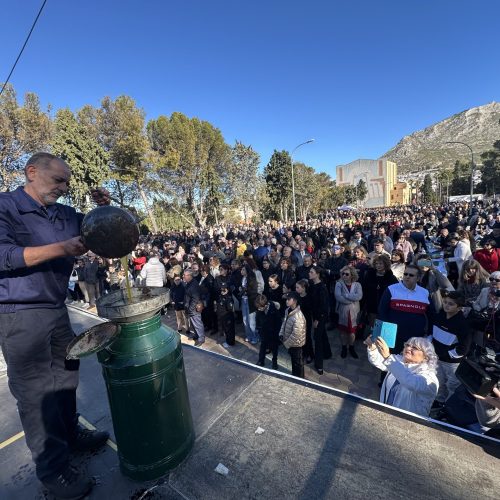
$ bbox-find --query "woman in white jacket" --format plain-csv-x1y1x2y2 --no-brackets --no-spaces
447,230,472,274
335,266,363,359
366,336,439,417
139,253,166,287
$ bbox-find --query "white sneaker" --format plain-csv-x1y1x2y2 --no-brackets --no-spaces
81,303,90,309
222,342,229,348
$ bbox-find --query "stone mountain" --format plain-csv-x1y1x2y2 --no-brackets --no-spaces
382,102,500,173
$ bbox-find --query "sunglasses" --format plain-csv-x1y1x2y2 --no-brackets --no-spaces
489,278,500,283
403,273,416,277
341,272,351,276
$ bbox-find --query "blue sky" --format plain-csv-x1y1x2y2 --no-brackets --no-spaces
1,0,499,178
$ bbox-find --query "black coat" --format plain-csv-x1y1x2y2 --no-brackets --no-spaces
256,302,281,344
277,268,296,290
266,286,286,316
298,293,313,332
199,274,215,303
296,264,312,282
170,282,186,311
239,276,259,314
361,268,398,314
309,281,329,322
228,269,242,294
83,260,99,284
216,293,234,317
320,256,348,290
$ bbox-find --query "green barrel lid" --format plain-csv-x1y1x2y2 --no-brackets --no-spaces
66,322,120,360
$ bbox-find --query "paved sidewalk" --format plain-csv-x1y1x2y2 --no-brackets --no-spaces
65,302,381,401
161,309,381,401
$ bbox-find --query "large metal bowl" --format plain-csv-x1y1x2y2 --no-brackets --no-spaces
81,205,140,258
96,287,170,323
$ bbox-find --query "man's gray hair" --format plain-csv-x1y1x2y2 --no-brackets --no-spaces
24,152,59,175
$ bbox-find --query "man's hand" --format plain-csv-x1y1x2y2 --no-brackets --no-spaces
90,188,111,206
23,237,88,267
475,386,500,410
61,236,88,257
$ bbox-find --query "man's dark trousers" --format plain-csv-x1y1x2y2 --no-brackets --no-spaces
289,346,304,378
0,308,79,480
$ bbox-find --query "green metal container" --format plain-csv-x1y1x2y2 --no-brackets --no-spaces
97,313,194,481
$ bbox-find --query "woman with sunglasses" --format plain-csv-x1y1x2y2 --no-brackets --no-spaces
473,239,500,274
365,336,439,416
471,270,500,346
316,248,331,268
335,266,363,358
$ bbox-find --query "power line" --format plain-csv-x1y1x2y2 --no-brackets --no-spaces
0,0,48,97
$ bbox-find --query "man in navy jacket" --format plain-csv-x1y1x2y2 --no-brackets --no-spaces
0,153,110,499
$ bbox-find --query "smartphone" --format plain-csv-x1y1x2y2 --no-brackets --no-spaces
417,259,432,268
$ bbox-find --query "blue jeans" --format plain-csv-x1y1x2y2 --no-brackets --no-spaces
241,296,258,343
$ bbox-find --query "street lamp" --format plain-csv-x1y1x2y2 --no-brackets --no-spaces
445,141,475,215
290,139,315,223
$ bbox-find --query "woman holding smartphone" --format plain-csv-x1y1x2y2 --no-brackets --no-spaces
365,336,439,416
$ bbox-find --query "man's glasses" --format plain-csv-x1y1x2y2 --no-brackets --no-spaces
489,278,500,283
403,272,416,277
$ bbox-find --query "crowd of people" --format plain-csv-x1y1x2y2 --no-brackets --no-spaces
68,200,500,436
4,153,499,500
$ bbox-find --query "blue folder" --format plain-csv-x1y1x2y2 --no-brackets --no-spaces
371,319,398,349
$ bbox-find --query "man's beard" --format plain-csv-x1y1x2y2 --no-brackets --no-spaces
42,191,62,205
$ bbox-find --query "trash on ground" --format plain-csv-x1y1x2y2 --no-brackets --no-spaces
215,463,229,476
255,427,265,435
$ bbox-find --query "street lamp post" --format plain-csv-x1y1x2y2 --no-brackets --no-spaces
290,139,314,223
446,141,475,215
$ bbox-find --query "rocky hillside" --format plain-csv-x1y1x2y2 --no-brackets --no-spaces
382,102,500,173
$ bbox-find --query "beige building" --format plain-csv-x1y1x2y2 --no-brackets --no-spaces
390,181,412,205
336,158,410,207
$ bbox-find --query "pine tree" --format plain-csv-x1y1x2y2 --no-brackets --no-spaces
51,108,109,211
420,174,436,203
479,140,500,195
263,150,292,220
